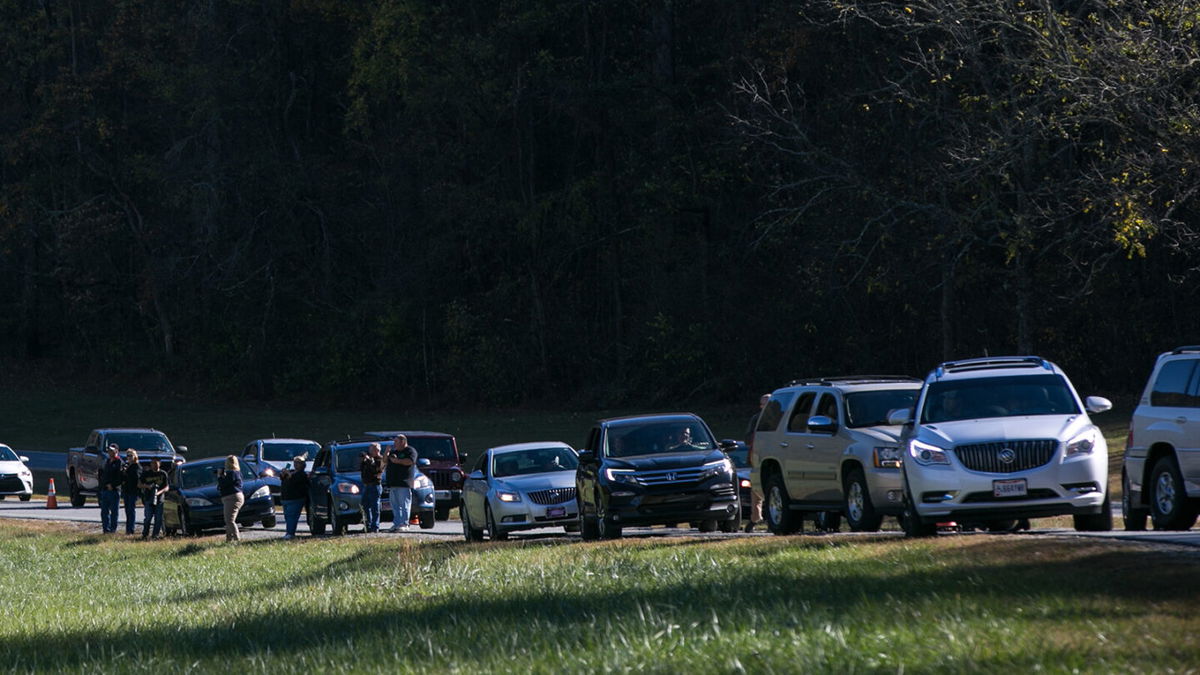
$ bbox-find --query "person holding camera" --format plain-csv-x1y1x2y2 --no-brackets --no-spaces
138,458,169,539
360,443,385,533
217,455,244,542
385,435,417,532
279,456,310,539
98,444,124,534
121,449,142,535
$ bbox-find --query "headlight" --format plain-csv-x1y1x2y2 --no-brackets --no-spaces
497,490,522,503
260,467,276,477
185,497,214,507
909,439,950,466
873,446,902,469
336,483,361,495
250,486,271,500
604,468,639,484
19,470,31,478
450,469,463,482
701,458,734,479
1065,431,1097,457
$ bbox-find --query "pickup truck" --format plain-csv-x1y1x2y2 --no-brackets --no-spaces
65,428,187,507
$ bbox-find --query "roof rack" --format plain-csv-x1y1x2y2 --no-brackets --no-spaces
786,375,921,387
935,356,1051,378
1171,346,1200,354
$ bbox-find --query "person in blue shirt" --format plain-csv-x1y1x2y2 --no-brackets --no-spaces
217,455,244,542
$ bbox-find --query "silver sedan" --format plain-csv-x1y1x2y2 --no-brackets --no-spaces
461,442,579,541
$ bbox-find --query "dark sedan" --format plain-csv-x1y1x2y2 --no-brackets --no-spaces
162,459,276,536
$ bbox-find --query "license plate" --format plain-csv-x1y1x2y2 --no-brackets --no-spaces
993,479,1027,498
546,506,566,518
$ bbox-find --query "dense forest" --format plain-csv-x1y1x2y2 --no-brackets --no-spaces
2,0,1199,406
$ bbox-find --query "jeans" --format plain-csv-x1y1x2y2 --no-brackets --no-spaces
388,486,411,528
122,492,140,534
222,492,245,541
283,498,306,537
99,489,120,533
362,484,381,532
142,500,163,538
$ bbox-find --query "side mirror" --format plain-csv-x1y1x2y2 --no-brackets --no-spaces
718,439,738,451
177,446,188,454
459,452,469,463
807,415,838,434
19,456,29,463
887,408,913,425
418,457,432,467
1085,396,1113,414
468,470,486,481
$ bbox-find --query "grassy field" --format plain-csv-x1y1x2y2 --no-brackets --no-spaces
1,519,1196,673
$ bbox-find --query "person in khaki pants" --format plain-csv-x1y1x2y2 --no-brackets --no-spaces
745,393,770,532
217,455,245,542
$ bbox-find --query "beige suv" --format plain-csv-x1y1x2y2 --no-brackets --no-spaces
750,376,921,533
1122,346,1200,530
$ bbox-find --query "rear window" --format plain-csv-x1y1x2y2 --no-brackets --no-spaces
1151,359,1200,407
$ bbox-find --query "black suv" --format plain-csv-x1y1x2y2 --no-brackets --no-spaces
575,413,741,539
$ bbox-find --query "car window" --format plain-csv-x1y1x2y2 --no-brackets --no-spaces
757,392,796,433
845,390,919,428
921,374,1080,423
787,393,816,432
0,445,17,462
105,432,175,454
178,463,256,489
492,447,578,477
1151,359,1200,407
262,442,320,462
406,437,457,461
604,421,715,458
815,393,839,422
472,451,490,474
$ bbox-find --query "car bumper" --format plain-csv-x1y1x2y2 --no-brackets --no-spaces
603,485,740,527
491,498,579,532
866,467,906,515
189,497,275,527
435,489,461,506
0,475,33,496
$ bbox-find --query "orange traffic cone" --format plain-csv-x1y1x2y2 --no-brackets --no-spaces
46,478,58,509
409,515,419,525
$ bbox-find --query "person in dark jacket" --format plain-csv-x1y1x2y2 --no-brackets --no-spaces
279,456,310,539
217,455,244,542
385,435,417,533
121,449,141,535
98,444,124,533
360,443,385,533
138,458,169,539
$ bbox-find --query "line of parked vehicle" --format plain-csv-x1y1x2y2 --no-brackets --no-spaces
7,348,1200,540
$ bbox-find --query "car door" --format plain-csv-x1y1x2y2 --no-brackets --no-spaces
462,450,490,525
1149,358,1200,490
779,392,816,498
799,392,844,502
576,427,602,514
308,447,334,521
80,442,103,491
162,470,182,528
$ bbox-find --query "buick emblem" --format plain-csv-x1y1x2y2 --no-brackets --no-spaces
998,448,1016,464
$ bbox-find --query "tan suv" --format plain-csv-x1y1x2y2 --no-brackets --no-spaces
750,376,921,533
1122,346,1200,530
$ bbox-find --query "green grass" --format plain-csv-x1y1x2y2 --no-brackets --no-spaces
1,520,1197,673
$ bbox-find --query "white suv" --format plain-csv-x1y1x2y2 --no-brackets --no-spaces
751,376,922,534
1122,346,1200,531
890,357,1113,537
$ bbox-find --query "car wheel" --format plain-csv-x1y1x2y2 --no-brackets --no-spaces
261,514,277,529
19,494,31,502
900,485,936,538
595,492,622,540
435,504,451,521
718,513,739,533
69,476,86,508
1122,470,1148,531
462,504,484,542
330,499,347,536
1149,456,1199,530
179,508,194,537
843,468,883,532
764,473,801,535
579,501,599,541
418,511,435,529
984,519,1018,533
1074,490,1114,532
697,519,717,533
310,513,327,536
485,503,508,541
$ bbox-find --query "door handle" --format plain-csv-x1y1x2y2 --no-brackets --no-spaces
779,442,789,448
806,444,815,450
1177,417,1188,425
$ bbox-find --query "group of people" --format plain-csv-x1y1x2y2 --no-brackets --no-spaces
97,444,170,539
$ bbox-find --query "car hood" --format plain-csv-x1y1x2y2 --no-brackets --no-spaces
180,479,272,500
493,471,576,492
918,415,1095,447
0,460,28,473
604,449,725,471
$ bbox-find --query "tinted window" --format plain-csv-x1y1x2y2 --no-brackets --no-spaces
604,420,715,458
1151,359,1200,407
407,437,457,461
787,393,816,432
492,447,578,477
815,393,839,421
262,442,320,462
757,392,796,433
332,443,384,473
921,374,1079,423
178,462,257,490
845,390,919,428
0,445,18,462
106,432,174,454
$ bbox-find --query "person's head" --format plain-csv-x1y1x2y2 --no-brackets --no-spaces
393,435,408,450
125,448,139,463
368,442,381,457
107,443,120,459
225,455,239,472
675,427,693,445
293,456,306,471
149,458,160,471
759,394,770,410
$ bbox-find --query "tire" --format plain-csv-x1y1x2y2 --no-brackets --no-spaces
179,508,195,537
1122,470,1148,532
718,514,739,533
1074,491,1114,532
310,514,327,536
764,473,801,535
462,504,484,542
815,511,842,533
330,499,347,536
843,468,883,532
19,494,31,502
1149,456,1198,530
418,511,435,529
69,477,86,508
579,505,599,541
984,519,1017,533
485,503,508,541
595,493,622,540
901,486,936,538
435,504,451,521
261,514,277,529
697,519,717,533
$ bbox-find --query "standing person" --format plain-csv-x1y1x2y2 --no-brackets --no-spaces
745,393,770,533
360,443,385,533
217,455,245,543
385,435,417,533
279,456,309,540
138,458,169,540
121,449,141,535
98,444,124,534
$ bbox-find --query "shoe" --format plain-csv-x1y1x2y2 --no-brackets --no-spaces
743,521,756,533
141,534,149,540
388,526,400,533
397,524,410,531
282,534,294,540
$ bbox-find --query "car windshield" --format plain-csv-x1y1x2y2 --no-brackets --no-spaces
845,389,920,428
407,437,457,461
921,374,1080,423
604,421,716,458
178,463,257,490
0,445,18,462
262,442,319,462
106,432,175,454
492,447,578,477
725,444,750,468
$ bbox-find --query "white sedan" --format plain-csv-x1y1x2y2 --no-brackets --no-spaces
0,444,33,501
461,442,579,541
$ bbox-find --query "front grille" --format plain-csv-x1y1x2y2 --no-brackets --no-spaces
528,488,576,505
634,467,706,486
954,440,1057,473
0,476,26,491
425,469,461,490
962,489,1058,502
